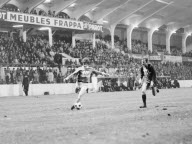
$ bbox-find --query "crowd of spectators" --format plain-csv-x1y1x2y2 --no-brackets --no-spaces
0,33,57,65
1,4,192,93
182,50,192,57
0,3,188,57
95,35,183,56
0,66,64,84
0,4,188,57
152,61,192,80
1,31,192,86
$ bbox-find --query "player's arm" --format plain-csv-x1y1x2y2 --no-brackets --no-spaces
64,67,82,81
92,68,109,76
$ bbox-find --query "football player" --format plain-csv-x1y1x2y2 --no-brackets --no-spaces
139,58,159,108
64,59,109,110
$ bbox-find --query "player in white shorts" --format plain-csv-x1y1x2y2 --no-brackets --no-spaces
64,60,109,110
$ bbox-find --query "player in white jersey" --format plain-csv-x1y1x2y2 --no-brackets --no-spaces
64,60,109,110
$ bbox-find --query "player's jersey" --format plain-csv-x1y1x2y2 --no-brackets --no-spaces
77,66,96,83
140,64,156,83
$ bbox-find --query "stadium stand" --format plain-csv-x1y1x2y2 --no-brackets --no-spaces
1,0,192,94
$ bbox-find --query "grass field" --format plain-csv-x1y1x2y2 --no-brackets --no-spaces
0,88,192,144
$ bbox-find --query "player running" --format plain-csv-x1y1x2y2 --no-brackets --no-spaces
139,58,159,108
64,59,109,110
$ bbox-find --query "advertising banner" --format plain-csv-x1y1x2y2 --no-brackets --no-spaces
5,11,104,32
182,57,192,62
83,22,103,32
163,55,182,62
182,57,188,62
0,9,7,20
188,58,192,62
149,55,162,61
129,54,148,59
6,12,84,30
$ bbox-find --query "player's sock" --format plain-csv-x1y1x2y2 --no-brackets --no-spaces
75,88,81,93
152,86,156,96
71,105,76,110
156,88,159,93
24,90,28,96
140,94,147,108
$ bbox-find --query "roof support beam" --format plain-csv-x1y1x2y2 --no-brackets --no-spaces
29,0,45,12
0,0,10,8
157,9,192,31
176,16,192,29
73,0,105,20
55,0,77,16
35,4,48,13
138,1,173,26
95,0,131,21
160,9,188,26
112,0,153,26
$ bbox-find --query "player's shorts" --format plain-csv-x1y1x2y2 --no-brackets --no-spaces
76,82,94,89
141,82,151,93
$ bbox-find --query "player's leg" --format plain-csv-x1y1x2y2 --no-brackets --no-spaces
24,85,28,96
155,79,160,93
151,82,156,96
140,82,148,108
151,80,160,96
71,85,87,110
88,82,99,93
26,85,29,96
75,82,81,94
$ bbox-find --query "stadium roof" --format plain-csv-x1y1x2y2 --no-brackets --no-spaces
1,0,192,33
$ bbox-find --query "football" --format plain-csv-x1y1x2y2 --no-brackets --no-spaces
75,102,83,110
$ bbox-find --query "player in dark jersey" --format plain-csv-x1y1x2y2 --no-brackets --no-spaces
139,58,159,108
64,60,109,110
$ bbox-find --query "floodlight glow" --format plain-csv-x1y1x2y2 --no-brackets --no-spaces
153,27,159,31
39,27,51,30
13,25,23,28
91,7,97,11
187,32,191,36
156,0,170,4
172,30,176,34
133,24,138,28
103,20,108,23
44,0,51,3
69,3,76,7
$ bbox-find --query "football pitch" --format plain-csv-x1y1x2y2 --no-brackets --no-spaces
0,88,192,144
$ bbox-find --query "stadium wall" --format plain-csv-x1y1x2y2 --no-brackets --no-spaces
0,83,76,97
178,80,192,88
0,80,191,97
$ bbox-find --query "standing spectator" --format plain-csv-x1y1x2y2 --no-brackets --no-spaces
48,69,54,83
33,70,39,84
129,73,135,91
22,72,30,96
